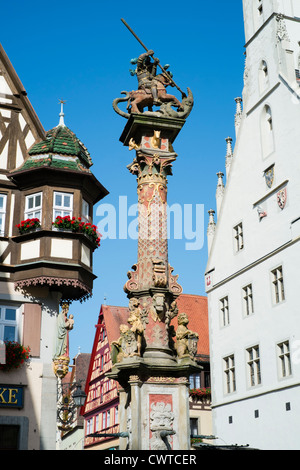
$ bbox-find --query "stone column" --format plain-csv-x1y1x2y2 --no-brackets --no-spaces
108,114,201,450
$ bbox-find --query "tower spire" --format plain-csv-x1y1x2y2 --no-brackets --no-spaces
58,99,66,127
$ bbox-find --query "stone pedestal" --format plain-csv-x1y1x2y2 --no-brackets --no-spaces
109,114,200,450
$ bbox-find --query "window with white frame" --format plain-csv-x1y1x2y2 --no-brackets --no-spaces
53,191,73,219
271,266,285,304
189,373,201,389
233,223,244,251
0,306,18,342
82,199,90,222
223,355,236,394
25,192,42,220
190,418,198,436
247,345,261,387
277,341,292,378
115,406,118,424
243,284,254,316
95,414,99,432
0,194,7,236
102,411,106,430
220,296,229,326
86,417,93,436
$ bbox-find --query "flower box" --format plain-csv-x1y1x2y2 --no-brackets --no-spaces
0,341,31,371
52,216,102,248
189,387,211,400
16,218,41,234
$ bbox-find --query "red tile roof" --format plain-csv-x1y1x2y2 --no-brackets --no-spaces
174,294,209,357
101,305,129,345
101,294,209,358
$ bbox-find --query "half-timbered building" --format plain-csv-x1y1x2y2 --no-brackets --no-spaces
0,43,108,450
82,295,211,450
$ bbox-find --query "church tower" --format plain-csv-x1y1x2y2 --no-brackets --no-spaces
205,1,300,450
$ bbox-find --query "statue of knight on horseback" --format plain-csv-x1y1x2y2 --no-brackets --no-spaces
113,19,194,120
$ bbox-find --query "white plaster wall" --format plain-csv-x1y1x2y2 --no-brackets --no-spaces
206,10,300,450
0,281,60,449
213,386,300,450
50,238,73,259
81,243,91,267
20,240,40,260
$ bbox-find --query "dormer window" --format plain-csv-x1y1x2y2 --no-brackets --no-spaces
53,191,73,219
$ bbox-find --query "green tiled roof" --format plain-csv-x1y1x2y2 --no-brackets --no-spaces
19,155,89,173
28,125,93,168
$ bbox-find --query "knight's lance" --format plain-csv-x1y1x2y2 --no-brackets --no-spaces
121,18,186,97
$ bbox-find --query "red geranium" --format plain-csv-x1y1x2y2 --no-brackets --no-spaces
16,218,41,234
0,341,31,371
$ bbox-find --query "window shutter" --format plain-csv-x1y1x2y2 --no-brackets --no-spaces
23,303,41,357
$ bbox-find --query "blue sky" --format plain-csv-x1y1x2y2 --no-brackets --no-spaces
1,0,245,359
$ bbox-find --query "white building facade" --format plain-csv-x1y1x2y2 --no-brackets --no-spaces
205,0,300,450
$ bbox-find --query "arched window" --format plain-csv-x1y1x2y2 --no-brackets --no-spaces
259,60,269,93
261,105,274,157
253,0,264,30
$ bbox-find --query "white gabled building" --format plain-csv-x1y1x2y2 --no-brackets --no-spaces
205,0,300,450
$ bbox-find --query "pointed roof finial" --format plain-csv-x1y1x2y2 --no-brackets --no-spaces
225,137,233,177
225,136,233,156
207,209,216,255
58,99,66,127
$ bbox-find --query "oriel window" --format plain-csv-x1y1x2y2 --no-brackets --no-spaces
53,191,73,219
25,192,42,220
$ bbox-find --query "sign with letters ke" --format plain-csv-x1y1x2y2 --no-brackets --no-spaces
0,385,24,408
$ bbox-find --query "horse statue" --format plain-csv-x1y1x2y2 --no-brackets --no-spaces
113,73,194,120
